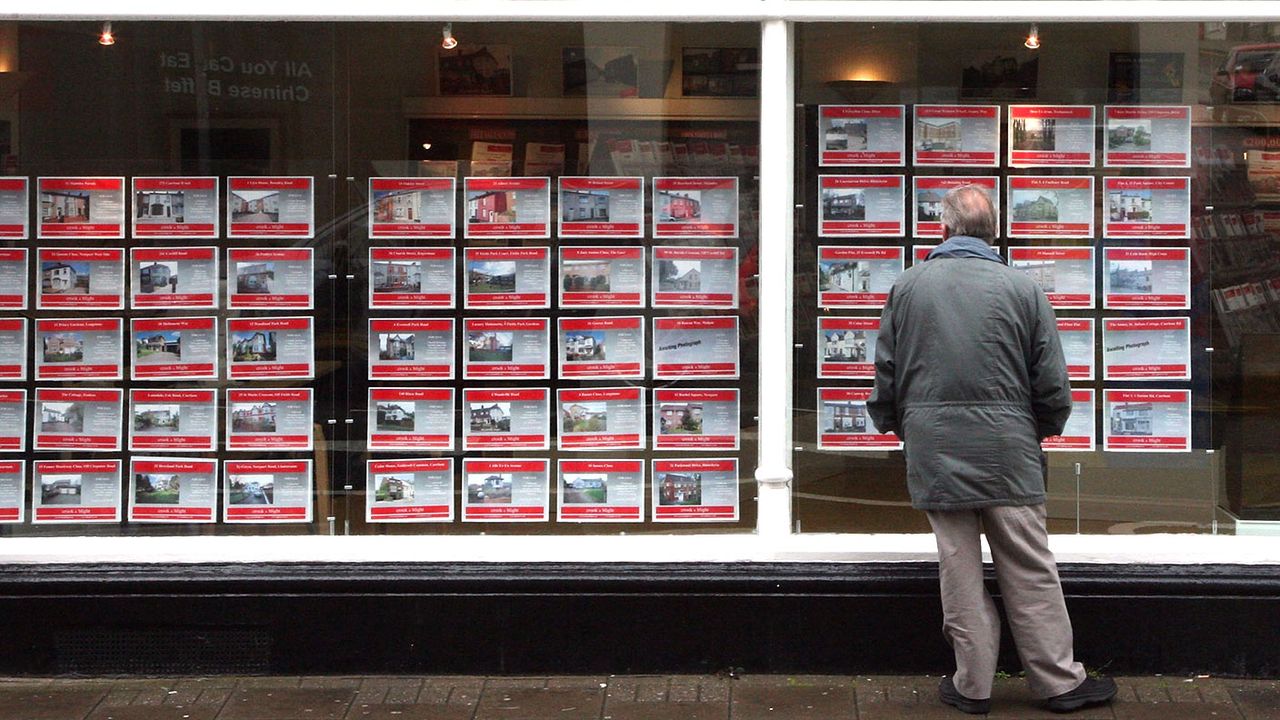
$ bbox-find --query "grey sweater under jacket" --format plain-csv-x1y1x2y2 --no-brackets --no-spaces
866,236,1072,511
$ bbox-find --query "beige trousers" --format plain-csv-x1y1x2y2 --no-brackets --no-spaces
926,504,1086,700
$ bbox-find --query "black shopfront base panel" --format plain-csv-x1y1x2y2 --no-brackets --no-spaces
0,563,1274,677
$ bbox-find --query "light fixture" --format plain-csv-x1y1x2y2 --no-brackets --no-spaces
441,23,458,50
1024,24,1040,50
421,142,433,151
98,21,115,46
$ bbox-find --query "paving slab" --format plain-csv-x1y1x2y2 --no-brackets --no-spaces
474,687,603,720
602,701,728,720
86,705,221,720
0,688,106,720
343,703,477,720
218,688,354,720
731,676,854,720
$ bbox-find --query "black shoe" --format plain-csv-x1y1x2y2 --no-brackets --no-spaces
1045,677,1118,713
939,676,991,715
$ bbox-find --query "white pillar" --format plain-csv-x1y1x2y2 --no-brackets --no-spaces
754,17,795,538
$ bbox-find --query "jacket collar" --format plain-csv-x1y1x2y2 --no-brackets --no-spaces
926,235,1004,264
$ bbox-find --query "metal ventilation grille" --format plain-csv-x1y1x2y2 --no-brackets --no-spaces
56,628,271,675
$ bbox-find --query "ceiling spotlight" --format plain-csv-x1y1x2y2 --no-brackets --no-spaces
1024,24,1041,50
98,21,115,46
421,142,433,151
441,23,458,50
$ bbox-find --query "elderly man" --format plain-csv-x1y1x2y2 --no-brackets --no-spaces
867,185,1116,715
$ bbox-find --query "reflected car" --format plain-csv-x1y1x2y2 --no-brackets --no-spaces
1211,43,1280,103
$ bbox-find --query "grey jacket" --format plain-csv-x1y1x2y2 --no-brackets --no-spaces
867,236,1071,511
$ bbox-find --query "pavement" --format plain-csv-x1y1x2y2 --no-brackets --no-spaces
0,674,1276,719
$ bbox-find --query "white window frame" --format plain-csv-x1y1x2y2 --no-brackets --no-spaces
4,1,1279,565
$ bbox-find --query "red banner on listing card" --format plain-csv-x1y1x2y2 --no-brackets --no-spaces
652,388,739,451
32,459,122,524
227,176,315,238
37,247,125,309
369,177,456,239
368,318,455,380
226,388,314,451
129,389,217,452
224,459,313,523
652,458,739,522
368,246,456,309
462,458,550,522
558,176,644,238
366,458,454,522
559,246,645,307
817,316,879,379
817,387,902,450
818,105,907,166
35,317,122,381
652,177,739,239
37,177,126,239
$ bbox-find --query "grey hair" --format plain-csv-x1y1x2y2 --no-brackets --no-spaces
939,184,998,241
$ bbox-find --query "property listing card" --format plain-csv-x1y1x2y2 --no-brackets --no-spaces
1103,247,1190,309
1006,176,1095,239
818,174,906,238
368,246,455,309
0,318,25,380
223,459,313,524
0,461,21,522
368,387,455,451
132,177,219,238
463,246,551,309
558,176,644,238
130,316,217,381
227,248,314,309
464,177,551,239
557,387,645,451
1008,246,1096,309
912,105,1000,167
913,176,998,238
557,459,644,523
652,458,739,522
652,388,739,451
226,316,315,380
463,317,550,380
368,318,455,380
368,177,456,239
35,318,120,381
1103,176,1192,239
37,177,125,239
0,391,24,452
1043,389,1096,452
129,389,217,453
817,316,878,379
0,178,28,239
652,177,739,239
1103,389,1191,452
130,247,218,309
1103,105,1192,168
652,316,740,380
128,457,217,523
1008,105,1097,167
818,105,907,166
0,248,27,309
227,176,315,239
1102,316,1191,381
817,386,902,451
226,387,314,452
651,246,739,308
37,247,125,310
559,246,645,308
34,387,123,452
1057,318,1096,381
366,458,454,523
32,460,121,524
558,316,644,379
462,458,550,523
817,245,904,309
462,387,550,451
